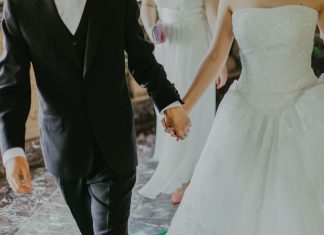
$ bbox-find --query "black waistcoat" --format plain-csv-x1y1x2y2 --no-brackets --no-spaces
64,1,90,69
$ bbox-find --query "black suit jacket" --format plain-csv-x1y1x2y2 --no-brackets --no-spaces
0,0,182,178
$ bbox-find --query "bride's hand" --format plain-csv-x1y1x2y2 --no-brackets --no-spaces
152,31,166,44
161,119,176,137
150,23,166,44
216,66,228,89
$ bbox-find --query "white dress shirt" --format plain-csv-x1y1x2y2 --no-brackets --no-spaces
2,0,181,166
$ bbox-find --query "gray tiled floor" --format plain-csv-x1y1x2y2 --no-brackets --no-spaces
11,133,177,235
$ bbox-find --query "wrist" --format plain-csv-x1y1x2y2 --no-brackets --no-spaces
3,156,26,168
182,99,192,113
165,106,180,115
2,148,27,167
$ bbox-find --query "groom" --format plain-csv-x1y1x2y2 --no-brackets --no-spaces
0,0,190,234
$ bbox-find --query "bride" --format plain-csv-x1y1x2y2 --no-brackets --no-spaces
167,0,324,234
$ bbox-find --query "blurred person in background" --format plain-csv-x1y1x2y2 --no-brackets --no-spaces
139,0,228,204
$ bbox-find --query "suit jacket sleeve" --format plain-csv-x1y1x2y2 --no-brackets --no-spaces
0,0,31,154
124,0,184,112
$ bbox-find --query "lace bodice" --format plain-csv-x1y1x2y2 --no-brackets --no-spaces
233,5,318,94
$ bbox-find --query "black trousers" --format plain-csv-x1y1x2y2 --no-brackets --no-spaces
56,147,136,235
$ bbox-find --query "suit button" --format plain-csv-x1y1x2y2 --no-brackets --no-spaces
72,41,78,46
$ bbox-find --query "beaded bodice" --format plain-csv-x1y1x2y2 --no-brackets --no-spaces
233,5,318,94
230,5,319,114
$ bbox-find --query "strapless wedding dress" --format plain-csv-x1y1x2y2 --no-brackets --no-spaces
139,0,215,198
168,5,324,235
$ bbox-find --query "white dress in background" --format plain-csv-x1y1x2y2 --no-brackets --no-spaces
139,0,216,198
168,5,324,235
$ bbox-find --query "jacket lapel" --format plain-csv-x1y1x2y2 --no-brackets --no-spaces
83,0,105,78
34,0,82,72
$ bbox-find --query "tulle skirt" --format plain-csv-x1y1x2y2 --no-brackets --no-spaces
139,18,216,198
168,76,324,235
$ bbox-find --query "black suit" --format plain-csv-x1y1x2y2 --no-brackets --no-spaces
0,0,182,234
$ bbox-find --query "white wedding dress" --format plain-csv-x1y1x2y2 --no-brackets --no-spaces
139,0,215,198
168,5,324,235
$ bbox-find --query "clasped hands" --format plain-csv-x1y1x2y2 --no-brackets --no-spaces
162,106,191,141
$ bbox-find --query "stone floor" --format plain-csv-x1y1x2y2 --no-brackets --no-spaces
0,133,178,235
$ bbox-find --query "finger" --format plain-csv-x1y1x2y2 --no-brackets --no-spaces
165,127,173,135
168,128,176,137
168,127,175,134
13,174,30,193
182,125,189,134
164,123,172,133
176,124,188,135
161,119,167,128
220,75,228,87
166,129,172,134
174,130,186,140
11,175,23,193
178,135,185,140
21,167,32,190
219,79,226,89
216,78,220,86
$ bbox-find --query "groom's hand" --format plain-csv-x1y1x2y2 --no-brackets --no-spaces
163,107,191,141
5,157,32,194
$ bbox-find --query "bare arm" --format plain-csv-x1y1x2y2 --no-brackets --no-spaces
183,0,234,112
204,0,229,86
140,0,158,40
204,0,220,35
